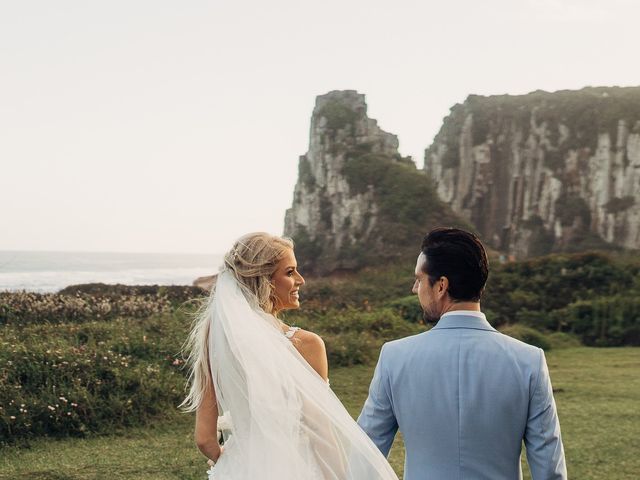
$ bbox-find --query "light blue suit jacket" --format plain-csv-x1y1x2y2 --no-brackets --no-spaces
358,312,567,480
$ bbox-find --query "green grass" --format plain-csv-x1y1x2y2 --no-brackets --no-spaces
535,348,640,480
1,348,638,479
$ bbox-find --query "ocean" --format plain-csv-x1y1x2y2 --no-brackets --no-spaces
0,251,222,293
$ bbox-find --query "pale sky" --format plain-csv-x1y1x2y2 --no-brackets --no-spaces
1,0,638,254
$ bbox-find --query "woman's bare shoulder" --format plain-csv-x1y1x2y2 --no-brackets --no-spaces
294,328,324,344
292,328,328,379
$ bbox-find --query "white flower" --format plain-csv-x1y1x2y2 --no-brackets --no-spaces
217,413,233,432
207,465,216,479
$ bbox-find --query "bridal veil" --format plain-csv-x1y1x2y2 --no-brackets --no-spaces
206,270,398,479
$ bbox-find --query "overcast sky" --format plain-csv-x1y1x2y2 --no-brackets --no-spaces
1,0,638,254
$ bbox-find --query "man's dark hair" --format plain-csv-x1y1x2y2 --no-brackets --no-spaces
421,227,489,302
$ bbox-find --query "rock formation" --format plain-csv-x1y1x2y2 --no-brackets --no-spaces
424,86,640,258
285,90,466,274
193,274,216,292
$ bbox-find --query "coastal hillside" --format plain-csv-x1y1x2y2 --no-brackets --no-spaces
284,90,468,274
424,86,640,258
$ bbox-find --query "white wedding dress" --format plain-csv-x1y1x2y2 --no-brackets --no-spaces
204,271,398,479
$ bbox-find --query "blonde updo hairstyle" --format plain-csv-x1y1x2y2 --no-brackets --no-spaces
181,232,294,411
223,232,295,315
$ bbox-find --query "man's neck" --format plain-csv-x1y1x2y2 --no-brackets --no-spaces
441,302,481,315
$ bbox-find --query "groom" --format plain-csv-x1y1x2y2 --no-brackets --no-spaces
358,228,567,479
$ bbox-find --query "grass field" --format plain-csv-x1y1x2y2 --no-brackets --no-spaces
1,347,638,479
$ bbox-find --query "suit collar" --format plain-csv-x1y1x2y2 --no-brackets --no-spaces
431,311,496,332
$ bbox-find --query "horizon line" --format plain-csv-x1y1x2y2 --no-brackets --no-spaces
0,249,223,257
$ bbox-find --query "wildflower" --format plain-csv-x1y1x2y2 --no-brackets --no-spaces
47,405,55,411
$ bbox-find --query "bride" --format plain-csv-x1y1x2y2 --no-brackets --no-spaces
181,232,398,479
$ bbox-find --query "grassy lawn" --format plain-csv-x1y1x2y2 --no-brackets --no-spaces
0,347,638,479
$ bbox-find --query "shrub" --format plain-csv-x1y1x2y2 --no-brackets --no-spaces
322,331,379,366
499,324,552,350
57,284,204,304
0,291,424,443
483,251,639,329
0,287,204,326
546,332,582,349
287,308,425,367
386,296,423,323
317,100,360,131
0,314,190,444
554,296,640,346
298,264,415,310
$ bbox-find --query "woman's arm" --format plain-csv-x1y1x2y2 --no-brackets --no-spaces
195,383,223,463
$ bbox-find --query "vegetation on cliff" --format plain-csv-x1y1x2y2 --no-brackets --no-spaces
427,86,640,170
290,92,472,275
292,152,471,273
316,99,361,131
342,150,471,264
424,86,640,259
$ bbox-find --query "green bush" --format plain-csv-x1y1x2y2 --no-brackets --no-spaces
298,264,416,309
546,332,582,349
0,287,204,326
604,196,635,214
554,296,640,346
287,308,425,367
386,296,423,323
322,331,379,366
317,100,360,131
555,194,591,228
499,324,552,350
0,314,189,444
57,284,204,304
483,251,639,329
0,290,424,443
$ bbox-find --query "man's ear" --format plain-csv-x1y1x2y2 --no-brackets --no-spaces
438,276,449,298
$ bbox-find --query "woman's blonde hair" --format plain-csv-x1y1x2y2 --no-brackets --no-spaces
180,232,294,411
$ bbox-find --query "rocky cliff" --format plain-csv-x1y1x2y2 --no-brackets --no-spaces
424,86,640,258
285,90,467,274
